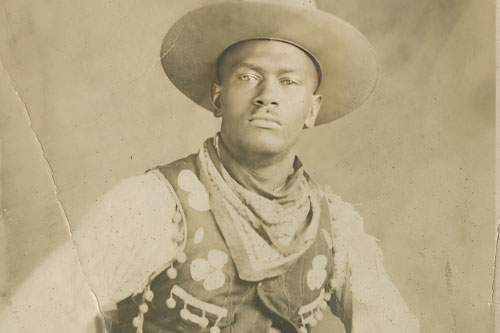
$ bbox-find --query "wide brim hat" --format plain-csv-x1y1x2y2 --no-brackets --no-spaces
161,0,378,126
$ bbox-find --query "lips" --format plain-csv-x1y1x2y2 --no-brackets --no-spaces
248,115,282,129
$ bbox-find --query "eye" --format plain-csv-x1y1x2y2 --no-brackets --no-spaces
238,74,259,82
281,79,298,86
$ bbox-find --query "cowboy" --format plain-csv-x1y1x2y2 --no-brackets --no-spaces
72,1,419,332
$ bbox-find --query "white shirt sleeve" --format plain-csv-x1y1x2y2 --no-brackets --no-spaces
0,171,181,332
325,188,420,333
74,170,182,307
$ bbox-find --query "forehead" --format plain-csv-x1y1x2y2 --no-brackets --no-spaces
217,40,319,76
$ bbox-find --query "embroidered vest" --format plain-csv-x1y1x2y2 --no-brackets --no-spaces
107,152,351,333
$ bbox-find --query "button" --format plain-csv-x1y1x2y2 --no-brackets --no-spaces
180,308,190,320
144,290,154,302
132,316,143,328
166,297,176,309
173,232,184,244
167,267,178,279
173,210,182,224
176,252,187,264
199,316,209,328
139,303,149,313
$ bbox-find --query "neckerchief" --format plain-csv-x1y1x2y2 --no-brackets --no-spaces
198,137,320,280
210,136,313,255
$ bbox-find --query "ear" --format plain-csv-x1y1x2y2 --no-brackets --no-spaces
211,83,223,117
304,94,322,128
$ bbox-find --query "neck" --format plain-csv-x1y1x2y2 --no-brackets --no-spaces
217,137,296,195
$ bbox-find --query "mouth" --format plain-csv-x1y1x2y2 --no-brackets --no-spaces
248,115,282,129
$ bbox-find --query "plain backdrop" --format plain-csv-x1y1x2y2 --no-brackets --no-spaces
0,0,495,332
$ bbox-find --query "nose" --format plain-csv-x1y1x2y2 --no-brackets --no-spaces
253,79,279,108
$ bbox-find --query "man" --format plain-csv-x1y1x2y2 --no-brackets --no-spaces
1,1,418,332
73,1,419,332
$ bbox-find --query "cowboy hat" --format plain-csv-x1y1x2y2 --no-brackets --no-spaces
161,0,378,125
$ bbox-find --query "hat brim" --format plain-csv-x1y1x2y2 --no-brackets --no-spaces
161,2,378,125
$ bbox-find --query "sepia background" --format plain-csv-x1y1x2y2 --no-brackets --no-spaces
0,0,495,332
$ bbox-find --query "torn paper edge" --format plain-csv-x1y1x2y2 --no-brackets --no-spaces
493,1,500,331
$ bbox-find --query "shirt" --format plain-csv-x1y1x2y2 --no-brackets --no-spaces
0,145,420,333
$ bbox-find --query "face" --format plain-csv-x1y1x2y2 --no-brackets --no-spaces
212,40,322,157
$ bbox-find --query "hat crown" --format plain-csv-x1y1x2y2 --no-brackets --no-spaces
233,0,317,9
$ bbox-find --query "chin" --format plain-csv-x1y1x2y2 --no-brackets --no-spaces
242,134,288,155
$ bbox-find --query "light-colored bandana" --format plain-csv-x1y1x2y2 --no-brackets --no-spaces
198,137,321,280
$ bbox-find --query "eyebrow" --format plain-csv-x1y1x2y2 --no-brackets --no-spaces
231,63,299,75
231,62,262,72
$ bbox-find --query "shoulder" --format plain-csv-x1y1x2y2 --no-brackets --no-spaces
75,171,179,245
88,171,176,211
316,185,382,290
74,171,184,305
319,185,381,268
316,185,366,240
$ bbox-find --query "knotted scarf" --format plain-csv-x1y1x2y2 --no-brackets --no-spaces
204,136,319,256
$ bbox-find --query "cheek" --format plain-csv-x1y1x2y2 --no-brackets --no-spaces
285,88,312,105
220,90,254,127
222,86,254,106
283,94,314,124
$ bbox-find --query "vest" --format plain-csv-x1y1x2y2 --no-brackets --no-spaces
106,152,351,333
